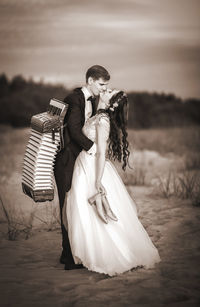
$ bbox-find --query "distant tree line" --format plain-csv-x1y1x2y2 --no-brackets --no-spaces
0,73,200,128
127,92,200,128
0,74,68,127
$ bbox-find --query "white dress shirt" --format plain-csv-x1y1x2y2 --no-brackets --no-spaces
81,86,96,155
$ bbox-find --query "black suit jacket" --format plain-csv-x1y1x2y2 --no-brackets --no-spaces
63,87,93,157
54,88,94,195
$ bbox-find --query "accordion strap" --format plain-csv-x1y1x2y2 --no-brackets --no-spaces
50,122,66,151
52,128,55,144
58,123,67,151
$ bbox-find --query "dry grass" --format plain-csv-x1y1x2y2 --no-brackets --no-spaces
128,126,200,155
0,194,36,240
127,126,200,204
119,163,146,186
154,170,200,206
184,152,200,170
0,194,60,240
33,201,60,231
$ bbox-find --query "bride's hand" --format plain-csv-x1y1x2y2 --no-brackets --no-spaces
95,181,106,195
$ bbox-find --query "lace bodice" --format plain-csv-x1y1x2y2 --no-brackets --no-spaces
82,113,110,143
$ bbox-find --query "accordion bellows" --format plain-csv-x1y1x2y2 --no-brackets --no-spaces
22,98,68,202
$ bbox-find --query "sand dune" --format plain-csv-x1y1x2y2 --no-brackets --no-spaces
0,185,200,306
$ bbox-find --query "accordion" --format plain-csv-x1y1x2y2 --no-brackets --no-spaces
22,98,68,202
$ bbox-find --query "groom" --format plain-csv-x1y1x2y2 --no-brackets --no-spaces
54,65,110,270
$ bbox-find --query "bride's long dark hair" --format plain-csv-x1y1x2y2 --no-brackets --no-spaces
98,91,130,170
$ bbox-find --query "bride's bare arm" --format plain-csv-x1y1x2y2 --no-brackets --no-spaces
95,117,109,193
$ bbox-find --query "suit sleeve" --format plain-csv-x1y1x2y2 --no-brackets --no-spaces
66,94,93,151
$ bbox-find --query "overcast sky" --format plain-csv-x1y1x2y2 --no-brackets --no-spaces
0,0,200,98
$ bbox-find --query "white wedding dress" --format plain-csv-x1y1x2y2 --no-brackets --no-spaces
63,113,160,276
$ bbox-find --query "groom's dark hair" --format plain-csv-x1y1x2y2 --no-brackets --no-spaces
86,65,110,83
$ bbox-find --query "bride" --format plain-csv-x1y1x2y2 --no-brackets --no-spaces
62,89,161,276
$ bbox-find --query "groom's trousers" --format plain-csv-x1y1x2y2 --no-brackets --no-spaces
54,87,94,263
54,148,77,264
